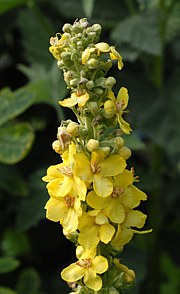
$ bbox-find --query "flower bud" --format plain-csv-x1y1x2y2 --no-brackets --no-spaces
99,147,110,157
88,102,98,113
104,100,116,118
87,58,98,69
86,80,94,90
105,76,116,88
93,88,104,96
115,137,125,148
118,146,131,160
66,122,79,137
122,269,135,285
62,23,72,33
87,139,99,152
91,24,102,34
52,140,62,154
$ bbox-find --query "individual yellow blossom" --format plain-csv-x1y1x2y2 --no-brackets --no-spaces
61,246,108,291
44,190,82,233
109,46,123,70
78,211,115,249
42,142,87,200
87,169,147,223
73,150,126,198
95,43,123,70
111,209,152,248
108,87,132,134
49,33,68,60
59,91,90,108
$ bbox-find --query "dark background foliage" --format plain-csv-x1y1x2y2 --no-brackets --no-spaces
0,0,180,293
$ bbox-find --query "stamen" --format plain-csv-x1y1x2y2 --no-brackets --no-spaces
91,162,101,173
76,258,92,268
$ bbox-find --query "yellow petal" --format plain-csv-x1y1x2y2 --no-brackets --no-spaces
92,256,108,274
59,95,78,108
76,246,96,259
117,87,129,109
118,115,132,135
95,212,109,225
110,46,123,70
45,197,67,222
124,210,147,229
47,177,72,197
95,42,110,52
61,208,79,233
101,155,126,177
99,223,115,243
77,91,90,107
87,191,109,209
61,263,85,282
72,175,87,201
114,169,133,188
121,185,147,209
93,174,113,197
82,47,95,64
91,150,105,165
111,226,133,247
73,153,92,183
84,268,102,291
105,199,125,223
78,226,99,249
42,164,63,182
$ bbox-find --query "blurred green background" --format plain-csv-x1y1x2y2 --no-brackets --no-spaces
0,0,180,293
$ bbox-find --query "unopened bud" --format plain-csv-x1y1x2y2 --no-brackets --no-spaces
91,24,102,34
52,140,62,154
99,147,110,157
115,137,125,148
66,122,79,136
118,146,131,160
87,139,99,152
86,80,94,90
105,76,116,88
62,23,72,33
87,58,98,69
88,102,98,113
104,100,116,118
123,269,135,285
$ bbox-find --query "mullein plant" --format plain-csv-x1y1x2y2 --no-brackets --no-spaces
42,18,151,294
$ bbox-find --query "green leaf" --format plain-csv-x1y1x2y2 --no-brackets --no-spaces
17,8,53,65
0,0,29,15
18,63,67,120
16,268,41,294
0,287,17,294
16,169,49,231
0,164,28,196
111,10,162,56
0,257,20,274
82,0,94,17
0,87,34,127
1,230,30,257
0,123,34,164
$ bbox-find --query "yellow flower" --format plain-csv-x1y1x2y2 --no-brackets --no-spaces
78,211,115,249
59,91,90,108
44,190,82,233
42,142,87,201
94,43,123,70
108,88,132,134
61,246,108,291
87,169,147,223
74,150,126,198
49,33,68,60
111,209,152,248
109,46,123,70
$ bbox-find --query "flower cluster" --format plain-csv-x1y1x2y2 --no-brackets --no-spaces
43,18,151,293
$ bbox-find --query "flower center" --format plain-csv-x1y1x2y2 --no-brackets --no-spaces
112,187,124,198
76,258,92,268
91,162,101,173
115,100,125,113
58,166,73,177
64,196,75,207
